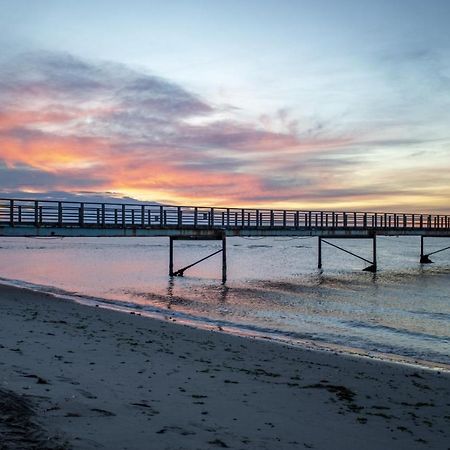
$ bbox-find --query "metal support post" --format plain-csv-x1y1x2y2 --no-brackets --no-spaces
169,237,174,276
318,237,322,269
419,236,449,263
420,236,433,263
321,238,376,272
222,234,227,284
362,235,377,272
372,235,377,272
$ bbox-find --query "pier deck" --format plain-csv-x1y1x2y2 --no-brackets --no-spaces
1,198,449,238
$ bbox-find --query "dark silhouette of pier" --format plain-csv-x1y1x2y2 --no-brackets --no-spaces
1,198,449,282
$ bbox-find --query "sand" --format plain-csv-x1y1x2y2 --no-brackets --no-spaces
0,283,449,450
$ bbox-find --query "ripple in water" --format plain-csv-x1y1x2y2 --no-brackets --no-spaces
0,235,449,366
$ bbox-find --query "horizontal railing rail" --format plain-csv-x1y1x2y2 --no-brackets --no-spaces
0,198,449,231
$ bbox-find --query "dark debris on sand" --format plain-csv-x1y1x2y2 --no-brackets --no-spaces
0,388,68,450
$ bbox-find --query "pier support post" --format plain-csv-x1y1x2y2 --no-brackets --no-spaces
362,235,377,272
320,237,377,272
222,234,227,284
168,234,226,283
420,236,433,263
169,237,174,276
372,235,377,272
318,237,322,269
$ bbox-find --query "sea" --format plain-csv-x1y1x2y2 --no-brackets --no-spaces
0,235,449,368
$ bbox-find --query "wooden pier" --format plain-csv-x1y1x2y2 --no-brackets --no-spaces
1,198,449,281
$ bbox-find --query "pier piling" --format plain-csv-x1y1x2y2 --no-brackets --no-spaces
318,237,322,269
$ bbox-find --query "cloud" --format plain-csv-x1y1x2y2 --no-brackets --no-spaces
0,162,107,190
0,50,449,212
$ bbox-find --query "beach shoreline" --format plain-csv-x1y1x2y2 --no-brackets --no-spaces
2,276,448,375
1,282,449,449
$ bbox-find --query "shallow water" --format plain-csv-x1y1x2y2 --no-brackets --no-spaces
0,235,449,365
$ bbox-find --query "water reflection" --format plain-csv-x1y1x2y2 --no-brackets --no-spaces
0,236,449,364
166,278,175,309
218,284,230,304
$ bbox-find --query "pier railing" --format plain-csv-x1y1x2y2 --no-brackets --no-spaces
1,198,449,231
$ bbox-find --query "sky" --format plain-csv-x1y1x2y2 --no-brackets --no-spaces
0,0,449,212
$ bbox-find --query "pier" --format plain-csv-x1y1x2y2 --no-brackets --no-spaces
1,198,449,282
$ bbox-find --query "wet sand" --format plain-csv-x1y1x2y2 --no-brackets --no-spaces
0,283,449,449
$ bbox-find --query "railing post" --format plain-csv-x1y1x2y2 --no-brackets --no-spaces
270,210,274,227
141,206,145,227
227,208,230,227
122,204,126,227
58,202,62,226
241,209,245,227
79,203,84,226
177,206,182,227
194,207,198,228
210,208,214,227
308,211,312,229
9,199,14,226
160,206,163,226
256,209,260,227
34,201,39,226
102,204,106,226
283,210,287,228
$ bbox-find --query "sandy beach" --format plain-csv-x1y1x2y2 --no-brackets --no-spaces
0,283,449,449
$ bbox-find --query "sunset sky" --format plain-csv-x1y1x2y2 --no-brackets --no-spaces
1,0,449,212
